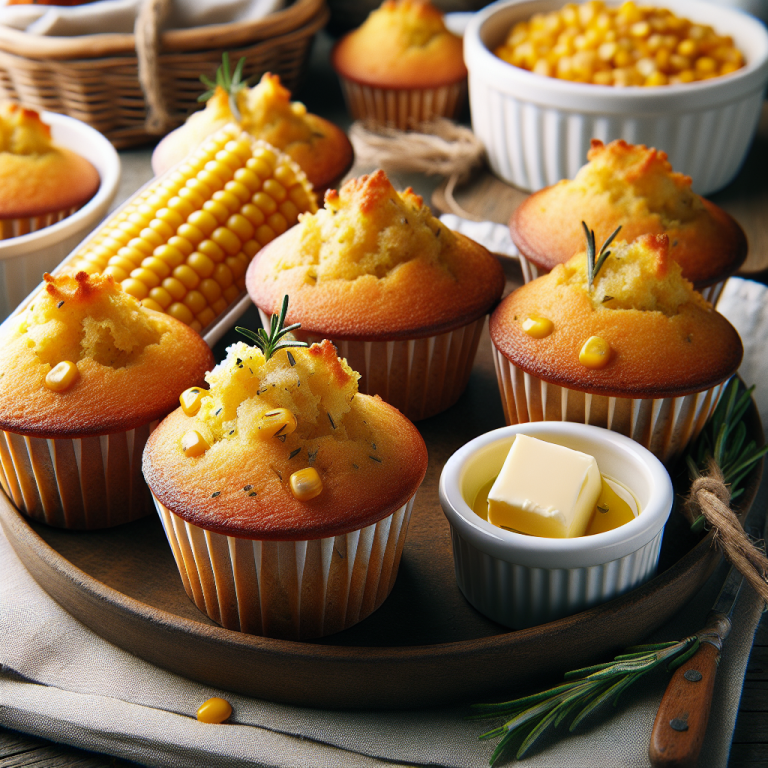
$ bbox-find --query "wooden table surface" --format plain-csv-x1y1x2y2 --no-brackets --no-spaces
2,29,767,766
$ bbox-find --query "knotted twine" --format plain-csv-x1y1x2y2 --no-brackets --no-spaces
686,459,768,605
348,119,486,220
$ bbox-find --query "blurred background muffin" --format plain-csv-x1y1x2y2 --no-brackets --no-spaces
247,169,505,421
510,139,748,304
0,271,214,529
489,231,743,463
0,103,100,240
331,0,468,128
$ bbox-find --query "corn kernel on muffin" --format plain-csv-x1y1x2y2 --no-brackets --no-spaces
0,103,100,239
247,169,505,420
143,336,428,638
151,74,353,195
0,272,214,528
331,0,467,128
510,139,747,302
490,233,743,462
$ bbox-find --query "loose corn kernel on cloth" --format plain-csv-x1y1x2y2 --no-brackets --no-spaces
1,267,766,768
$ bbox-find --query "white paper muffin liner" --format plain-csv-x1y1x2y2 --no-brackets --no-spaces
0,422,156,529
491,346,728,464
450,525,664,629
153,494,416,640
0,205,80,241
337,77,466,129
518,253,728,306
258,309,486,421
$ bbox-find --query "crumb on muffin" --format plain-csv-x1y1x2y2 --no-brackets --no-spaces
22,272,162,370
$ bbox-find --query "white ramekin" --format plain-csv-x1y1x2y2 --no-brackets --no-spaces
439,422,673,628
464,0,768,195
257,308,486,422
153,493,415,640
0,112,121,321
0,421,156,530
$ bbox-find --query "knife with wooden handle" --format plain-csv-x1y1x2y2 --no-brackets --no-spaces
649,561,744,768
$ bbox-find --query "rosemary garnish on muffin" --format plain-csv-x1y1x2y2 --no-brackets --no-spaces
199,52,247,121
236,295,308,361
582,222,622,291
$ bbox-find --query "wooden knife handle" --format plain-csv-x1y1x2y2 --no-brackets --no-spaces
649,642,720,768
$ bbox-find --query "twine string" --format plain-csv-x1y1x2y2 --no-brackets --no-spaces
136,0,174,135
686,460,768,604
348,119,486,220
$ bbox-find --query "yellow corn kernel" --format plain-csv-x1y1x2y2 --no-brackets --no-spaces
216,149,241,171
212,227,241,256
197,307,216,328
199,278,222,304
234,167,261,192
168,196,195,218
213,263,234,289
129,267,161,290
247,157,272,178
202,200,230,225
122,278,149,301
225,256,247,280
198,239,225,262
163,276,187,301
108,256,137,274
196,697,232,724
180,386,207,416
521,315,554,338
187,210,218,236
173,264,200,290
140,228,164,247
142,298,163,313
252,192,278,215
45,360,79,392
213,189,242,213
183,290,207,315
178,187,205,209
211,297,228,315
579,335,611,368
153,244,185,269
255,224,276,246
182,429,209,458
279,201,300,223
225,180,251,204
177,223,205,246
149,286,173,309
241,203,265,228
206,160,234,184
156,208,184,229
169,236,194,257
290,468,323,501
243,240,260,259
104,265,130,282
197,169,224,193
168,302,195,324
267,212,288,236
227,214,255,242
257,408,298,440
187,251,216,279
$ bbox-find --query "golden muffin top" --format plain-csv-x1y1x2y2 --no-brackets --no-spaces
332,0,467,89
143,336,428,540
0,103,100,219
491,233,743,398
510,139,747,288
247,170,506,339
0,272,214,437
151,73,353,192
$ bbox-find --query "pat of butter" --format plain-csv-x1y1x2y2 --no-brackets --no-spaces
487,434,602,538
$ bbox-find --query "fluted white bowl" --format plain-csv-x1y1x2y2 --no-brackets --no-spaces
464,0,768,194
439,422,674,628
0,112,120,321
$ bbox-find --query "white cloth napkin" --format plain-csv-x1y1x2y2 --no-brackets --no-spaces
0,0,285,36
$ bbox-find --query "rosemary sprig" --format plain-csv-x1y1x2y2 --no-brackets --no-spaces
683,377,768,532
235,295,308,361
199,52,247,121
582,222,622,291
472,636,700,764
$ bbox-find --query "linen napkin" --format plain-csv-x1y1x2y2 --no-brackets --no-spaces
0,0,284,36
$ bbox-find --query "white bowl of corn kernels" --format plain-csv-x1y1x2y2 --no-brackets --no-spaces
439,422,674,629
464,0,768,194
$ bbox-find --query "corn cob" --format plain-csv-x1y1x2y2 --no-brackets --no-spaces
68,124,317,333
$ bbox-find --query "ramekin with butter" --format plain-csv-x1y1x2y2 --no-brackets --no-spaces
438,422,673,628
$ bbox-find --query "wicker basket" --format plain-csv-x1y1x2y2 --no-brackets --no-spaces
0,0,329,148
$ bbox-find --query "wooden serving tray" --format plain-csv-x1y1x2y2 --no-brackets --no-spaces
1,287,763,711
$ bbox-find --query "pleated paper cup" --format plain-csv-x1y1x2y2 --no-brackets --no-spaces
491,345,728,465
0,206,82,241
258,309,486,422
337,77,467,129
0,422,156,529
153,494,416,640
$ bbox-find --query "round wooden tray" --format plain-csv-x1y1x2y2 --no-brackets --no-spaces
1,295,763,711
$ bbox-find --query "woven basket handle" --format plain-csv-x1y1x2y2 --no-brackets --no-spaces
135,0,174,135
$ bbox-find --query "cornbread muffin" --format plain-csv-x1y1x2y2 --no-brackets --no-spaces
510,139,747,302
490,233,743,462
0,103,100,239
0,272,214,528
143,337,428,639
151,74,353,195
247,170,505,420
331,0,468,128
